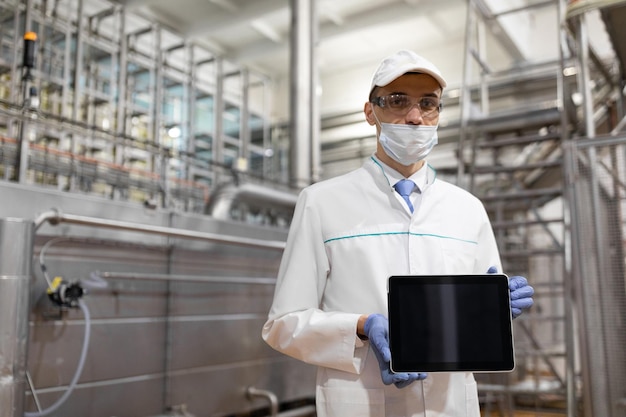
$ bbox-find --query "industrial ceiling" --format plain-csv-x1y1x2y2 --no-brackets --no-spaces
110,0,470,80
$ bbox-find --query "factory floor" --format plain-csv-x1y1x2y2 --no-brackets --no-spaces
482,411,566,417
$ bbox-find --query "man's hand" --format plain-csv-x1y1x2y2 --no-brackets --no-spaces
487,266,534,318
509,276,534,318
364,314,427,388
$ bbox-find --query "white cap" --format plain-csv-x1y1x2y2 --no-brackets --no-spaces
370,50,447,92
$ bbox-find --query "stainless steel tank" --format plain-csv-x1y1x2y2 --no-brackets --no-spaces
0,218,34,417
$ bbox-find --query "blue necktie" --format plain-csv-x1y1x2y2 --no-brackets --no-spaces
394,179,415,213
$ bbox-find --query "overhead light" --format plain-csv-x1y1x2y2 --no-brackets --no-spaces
571,92,583,106
168,126,182,138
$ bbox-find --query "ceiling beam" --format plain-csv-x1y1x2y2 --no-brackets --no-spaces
185,0,287,37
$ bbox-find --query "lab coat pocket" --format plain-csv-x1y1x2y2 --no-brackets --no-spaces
316,386,384,417
465,379,481,417
440,238,477,273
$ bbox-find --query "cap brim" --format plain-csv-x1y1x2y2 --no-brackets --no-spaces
373,64,447,91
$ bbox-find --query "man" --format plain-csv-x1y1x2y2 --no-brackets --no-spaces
262,50,534,417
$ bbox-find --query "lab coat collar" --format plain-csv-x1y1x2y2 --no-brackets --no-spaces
367,155,436,194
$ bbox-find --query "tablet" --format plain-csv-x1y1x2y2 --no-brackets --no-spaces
387,274,514,373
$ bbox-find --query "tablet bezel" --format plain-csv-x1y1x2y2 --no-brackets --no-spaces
387,274,515,373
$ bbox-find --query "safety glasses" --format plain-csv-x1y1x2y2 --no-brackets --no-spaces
371,93,442,119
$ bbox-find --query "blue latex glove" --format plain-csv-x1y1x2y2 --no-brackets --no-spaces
487,266,535,318
364,314,427,388
509,276,534,318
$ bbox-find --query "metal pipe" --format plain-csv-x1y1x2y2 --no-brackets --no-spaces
66,0,85,192
457,0,476,188
14,0,35,183
205,182,297,220
115,6,128,191
262,78,272,179
587,145,611,417
278,405,316,417
71,0,84,123
152,24,166,207
93,271,276,285
246,387,279,417
241,68,250,165
186,42,196,184
214,57,224,185
34,208,285,250
575,14,596,139
0,218,35,417
309,0,320,185
563,142,593,417
289,0,315,188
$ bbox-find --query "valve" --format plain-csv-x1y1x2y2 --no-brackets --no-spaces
47,276,85,308
23,31,37,70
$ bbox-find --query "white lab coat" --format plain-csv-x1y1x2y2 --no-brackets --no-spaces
262,156,502,417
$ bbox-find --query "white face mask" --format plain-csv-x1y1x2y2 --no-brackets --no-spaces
378,122,439,166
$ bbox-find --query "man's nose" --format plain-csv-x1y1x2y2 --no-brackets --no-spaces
405,104,424,124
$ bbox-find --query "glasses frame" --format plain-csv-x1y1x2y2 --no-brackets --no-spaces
371,93,443,119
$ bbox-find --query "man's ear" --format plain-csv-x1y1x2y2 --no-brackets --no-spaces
364,102,376,126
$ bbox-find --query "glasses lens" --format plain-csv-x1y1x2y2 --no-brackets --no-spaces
376,94,440,119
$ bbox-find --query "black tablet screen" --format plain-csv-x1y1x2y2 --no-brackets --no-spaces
387,274,514,372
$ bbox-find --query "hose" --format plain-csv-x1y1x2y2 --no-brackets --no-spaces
25,299,91,417
82,271,109,290
38,237,69,288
